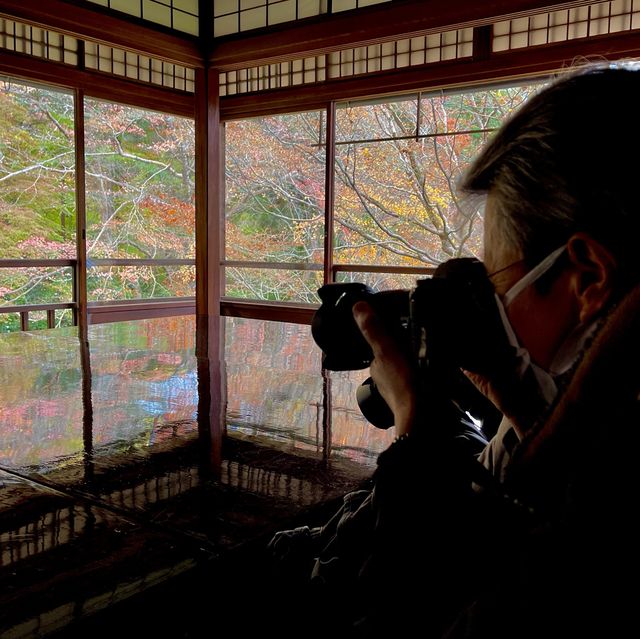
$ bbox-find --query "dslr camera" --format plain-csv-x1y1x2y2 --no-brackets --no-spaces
311,258,512,430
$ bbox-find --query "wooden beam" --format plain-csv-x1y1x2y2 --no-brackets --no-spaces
210,0,596,70
219,30,640,119
0,50,195,117
221,299,316,325
0,0,203,67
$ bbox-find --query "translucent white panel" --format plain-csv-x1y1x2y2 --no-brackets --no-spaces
610,13,631,31
612,0,633,12
215,0,239,15
633,12,640,28
568,21,589,39
333,0,357,11
88,0,109,6
410,49,424,65
174,0,198,11
138,64,150,82
493,20,510,36
549,9,570,27
326,51,340,78
64,35,78,51
31,40,44,58
388,51,405,68
84,41,97,67
530,28,548,45
150,58,164,85
590,2,610,19
359,0,388,6
459,41,473,57
396,40,411,53
492,35,509,52
112,60,126,75
424,47,439,63
570,6,591,22
442,30,458,46
185,68,195,92
353,48,368,75
110,0,141,17
299,0,328,18
270,0,297,24
241,0,264,9
98,53,111,72
176,14,197,37
214,15,238,36
111,47,125,63
514,30,532,48
549,24,568,42
143,0,172,27
240,6,266,30
441,44,457,60
511,16,530,32
590,17,611,34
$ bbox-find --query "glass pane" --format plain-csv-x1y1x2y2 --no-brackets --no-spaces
336,94,419,142
0,78,76,259
335,269,431,292
224,111,326,299
334,83,544,268
0,266,74,305
87,264,195,301
84,100,195,268
419,84,541,135
224,266,322,302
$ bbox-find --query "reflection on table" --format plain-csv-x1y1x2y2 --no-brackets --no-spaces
0,315,393,637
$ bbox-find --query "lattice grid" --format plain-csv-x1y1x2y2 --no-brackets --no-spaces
85,42,195,92
84,0,199,36
0,18,79,65
219,28,473,96
493,0,640,52
0,16,195,94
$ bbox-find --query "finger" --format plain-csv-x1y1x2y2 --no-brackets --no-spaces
352,300,396,357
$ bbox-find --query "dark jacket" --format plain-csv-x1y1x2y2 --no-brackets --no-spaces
270,285,640,638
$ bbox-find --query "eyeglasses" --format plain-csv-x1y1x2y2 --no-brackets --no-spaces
486,259,526,281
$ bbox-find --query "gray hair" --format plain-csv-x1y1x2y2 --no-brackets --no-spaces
462,61,640,279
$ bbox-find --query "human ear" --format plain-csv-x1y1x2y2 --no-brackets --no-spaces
566,232,618,323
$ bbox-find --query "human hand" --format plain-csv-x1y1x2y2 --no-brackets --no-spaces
462,365,548,439
352,300,417,435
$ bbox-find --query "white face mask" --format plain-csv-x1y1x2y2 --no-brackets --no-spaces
493,245,596,406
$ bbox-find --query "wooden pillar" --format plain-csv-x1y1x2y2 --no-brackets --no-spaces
195,62,225,474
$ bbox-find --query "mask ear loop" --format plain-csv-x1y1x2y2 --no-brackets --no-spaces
503,245,567,308
494,292,560,407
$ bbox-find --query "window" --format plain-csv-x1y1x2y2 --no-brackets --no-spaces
222,81,543,301
0,78,75,332
84,99,195,302
224,110,326,303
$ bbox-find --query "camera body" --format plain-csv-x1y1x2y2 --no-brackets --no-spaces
311,258,512,428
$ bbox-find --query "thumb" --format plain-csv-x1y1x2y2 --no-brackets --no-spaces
353,300,393,357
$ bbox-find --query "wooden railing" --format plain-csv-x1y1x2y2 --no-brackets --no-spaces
1,258,437,331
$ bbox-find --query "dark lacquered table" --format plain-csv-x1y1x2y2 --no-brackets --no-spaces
0,315,393,637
